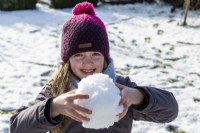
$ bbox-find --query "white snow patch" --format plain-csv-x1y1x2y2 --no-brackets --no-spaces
76,73,123,129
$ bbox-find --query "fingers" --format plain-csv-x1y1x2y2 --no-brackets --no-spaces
64,92,92,122
63,101,92,122
117,102,128,120
118,107,128,120
69,93,90,101
119,97,125,106
64,90,90,101
73,110,90,121
68,113,82,122
72,104,92,115
115,83,125,91
68,109,90,122
117,94,129,120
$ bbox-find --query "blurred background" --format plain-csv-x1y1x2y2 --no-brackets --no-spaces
0,0,200,10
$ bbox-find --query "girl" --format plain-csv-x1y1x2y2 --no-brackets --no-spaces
10,2,178,133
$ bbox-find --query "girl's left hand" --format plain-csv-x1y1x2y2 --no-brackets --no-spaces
115,83,144,120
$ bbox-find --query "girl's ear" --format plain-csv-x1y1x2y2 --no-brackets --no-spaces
103,60,108,70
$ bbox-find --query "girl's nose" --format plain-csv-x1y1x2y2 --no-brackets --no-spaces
83,57,94,65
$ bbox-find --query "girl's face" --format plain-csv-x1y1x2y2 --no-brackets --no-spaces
69,51,105,79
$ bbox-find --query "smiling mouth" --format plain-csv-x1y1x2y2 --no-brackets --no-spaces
81,69,96,76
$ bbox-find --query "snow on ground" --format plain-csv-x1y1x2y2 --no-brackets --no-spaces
0,2,200,133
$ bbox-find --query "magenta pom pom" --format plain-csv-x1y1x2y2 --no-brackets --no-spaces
72,2,95,16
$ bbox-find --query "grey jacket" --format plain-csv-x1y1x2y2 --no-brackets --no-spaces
9,76,178,133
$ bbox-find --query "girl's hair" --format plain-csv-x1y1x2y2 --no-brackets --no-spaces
51,61,70,97
50,61,71,133
50,60,108,133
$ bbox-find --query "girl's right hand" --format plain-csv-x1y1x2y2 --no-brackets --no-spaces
50,89,92,122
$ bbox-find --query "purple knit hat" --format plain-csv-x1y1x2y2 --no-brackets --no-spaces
61,2,109,63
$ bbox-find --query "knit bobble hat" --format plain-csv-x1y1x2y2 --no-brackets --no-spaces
61,2,109,63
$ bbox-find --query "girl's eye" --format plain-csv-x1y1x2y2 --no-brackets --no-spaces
92,52,103,60
93,52,101,56
72,53,84,59
73,54,83,57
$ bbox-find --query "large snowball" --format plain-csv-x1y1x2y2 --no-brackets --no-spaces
76,73,123,129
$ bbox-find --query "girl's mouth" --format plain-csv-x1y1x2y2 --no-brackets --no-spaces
81,69,96,76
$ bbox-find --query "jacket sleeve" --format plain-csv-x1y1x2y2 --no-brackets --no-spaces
9,82,62,133
117,76,178,123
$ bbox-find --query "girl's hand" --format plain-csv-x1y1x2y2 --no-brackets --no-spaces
50,89,92,122
115,83,144,120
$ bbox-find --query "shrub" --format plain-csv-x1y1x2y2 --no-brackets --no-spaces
50,0,98,8
0,0,37,11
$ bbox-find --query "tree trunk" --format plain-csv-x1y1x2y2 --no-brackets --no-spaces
182,0,190,26
162,0,200,10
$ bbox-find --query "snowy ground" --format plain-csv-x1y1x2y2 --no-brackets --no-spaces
0,2,200,133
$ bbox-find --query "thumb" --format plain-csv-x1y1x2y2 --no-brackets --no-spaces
115,83,125,91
